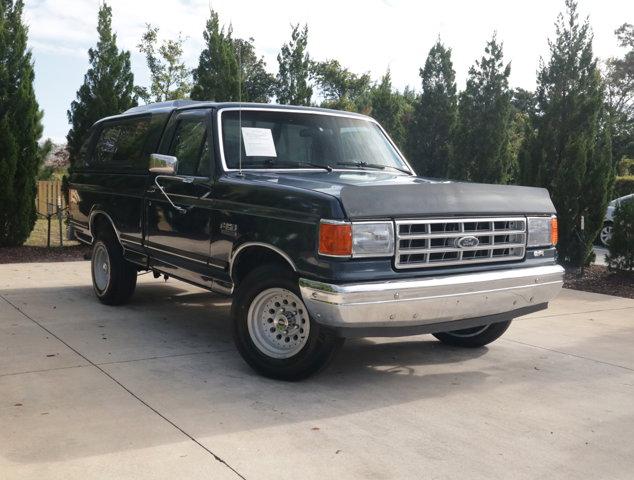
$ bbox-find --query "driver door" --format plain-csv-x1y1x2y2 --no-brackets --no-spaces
145,110,214,284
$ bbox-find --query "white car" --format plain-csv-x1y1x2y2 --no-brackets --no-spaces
599,193,634,246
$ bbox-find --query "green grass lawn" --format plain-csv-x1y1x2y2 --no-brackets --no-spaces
24,217,79,248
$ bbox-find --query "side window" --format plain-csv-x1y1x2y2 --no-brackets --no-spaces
94,125,120,165
169,118,210,177
113,120,151,166
92,117,151,169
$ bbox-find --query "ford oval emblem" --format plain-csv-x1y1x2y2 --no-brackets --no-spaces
456,235,479,248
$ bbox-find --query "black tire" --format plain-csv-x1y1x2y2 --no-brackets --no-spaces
432,320,512,348
232,264,343,381
91,231,137,306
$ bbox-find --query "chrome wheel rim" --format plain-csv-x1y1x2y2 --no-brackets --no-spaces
600,225,612,246
247,288,310,359
447,325,489,338
92,243,111,293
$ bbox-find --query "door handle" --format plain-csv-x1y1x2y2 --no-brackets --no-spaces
146,186,157,193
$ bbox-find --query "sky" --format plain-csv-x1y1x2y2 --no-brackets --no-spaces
24,0,634,143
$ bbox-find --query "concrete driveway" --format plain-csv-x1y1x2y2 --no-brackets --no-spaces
1,261,633,480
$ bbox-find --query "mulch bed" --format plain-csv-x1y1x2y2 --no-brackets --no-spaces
564,264,634,299
0,245,90,264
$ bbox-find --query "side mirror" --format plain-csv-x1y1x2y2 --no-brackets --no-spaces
149,153,178,174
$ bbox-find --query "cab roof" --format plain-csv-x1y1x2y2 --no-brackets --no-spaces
96,100,371,125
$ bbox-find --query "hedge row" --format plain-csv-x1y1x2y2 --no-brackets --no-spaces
613,176,634,198
606,200,634,272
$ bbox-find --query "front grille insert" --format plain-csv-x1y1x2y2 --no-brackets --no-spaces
395,217,527,269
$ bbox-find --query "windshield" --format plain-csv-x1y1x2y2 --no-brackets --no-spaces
220,109,410,172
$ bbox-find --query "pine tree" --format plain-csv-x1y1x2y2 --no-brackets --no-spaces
450,33,513,183
275,24,312,105
521,0,613,266
67,2,136,168
137,24,191,102
407,40,457,178
0,0,42,246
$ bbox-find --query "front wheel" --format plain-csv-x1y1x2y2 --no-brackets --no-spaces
432,320,512,348
232,264,343,380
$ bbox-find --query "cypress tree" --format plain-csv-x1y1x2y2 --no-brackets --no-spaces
407,40,457,178
233,37,275,103
191,10,274,102
605,23,634,164
521,0,613,266
370,70,409,148
67,2,136,168
450,33,513,183
275,24,312,105
509,88,537,185
191,10,239,101
0,0,42,247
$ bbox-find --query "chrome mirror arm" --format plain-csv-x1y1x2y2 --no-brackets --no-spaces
154,175,187,214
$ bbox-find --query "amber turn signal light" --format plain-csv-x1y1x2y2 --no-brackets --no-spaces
319,222,352,256
550,216,558,246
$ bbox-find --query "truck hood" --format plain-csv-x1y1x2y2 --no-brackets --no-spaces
235,171,556,219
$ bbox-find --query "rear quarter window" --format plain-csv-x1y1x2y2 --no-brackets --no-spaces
89,116,153,171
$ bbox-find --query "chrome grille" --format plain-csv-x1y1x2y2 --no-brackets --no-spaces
395,217,527,269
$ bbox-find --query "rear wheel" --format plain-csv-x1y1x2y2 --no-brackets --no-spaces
232,264,343,380
432,320,512,348
599,223,613,247
91,232,137,305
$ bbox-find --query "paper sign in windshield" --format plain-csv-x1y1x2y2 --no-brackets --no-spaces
241,127,277,157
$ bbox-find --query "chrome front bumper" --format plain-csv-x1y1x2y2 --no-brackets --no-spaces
299,264,564,332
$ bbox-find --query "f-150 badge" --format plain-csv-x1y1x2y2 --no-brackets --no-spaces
220,222,238,237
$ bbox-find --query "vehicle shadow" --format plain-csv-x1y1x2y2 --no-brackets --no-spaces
2,279,496,464
131,280,491,373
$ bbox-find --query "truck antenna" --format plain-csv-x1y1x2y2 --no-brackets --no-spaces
238,44,243,176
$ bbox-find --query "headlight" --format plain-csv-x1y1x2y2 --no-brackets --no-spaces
527,216,558,247
352,222,394,257
319,220,394,257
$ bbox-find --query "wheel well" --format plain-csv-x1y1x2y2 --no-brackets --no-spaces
90,213,116,241
232,246,296,286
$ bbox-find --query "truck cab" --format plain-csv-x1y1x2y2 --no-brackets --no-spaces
68,100,564,380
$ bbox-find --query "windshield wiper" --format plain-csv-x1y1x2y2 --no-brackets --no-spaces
262,158,333,172
293,161,333,172
336,161,411,175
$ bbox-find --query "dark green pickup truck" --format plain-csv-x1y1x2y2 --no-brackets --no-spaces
68,100,563,380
